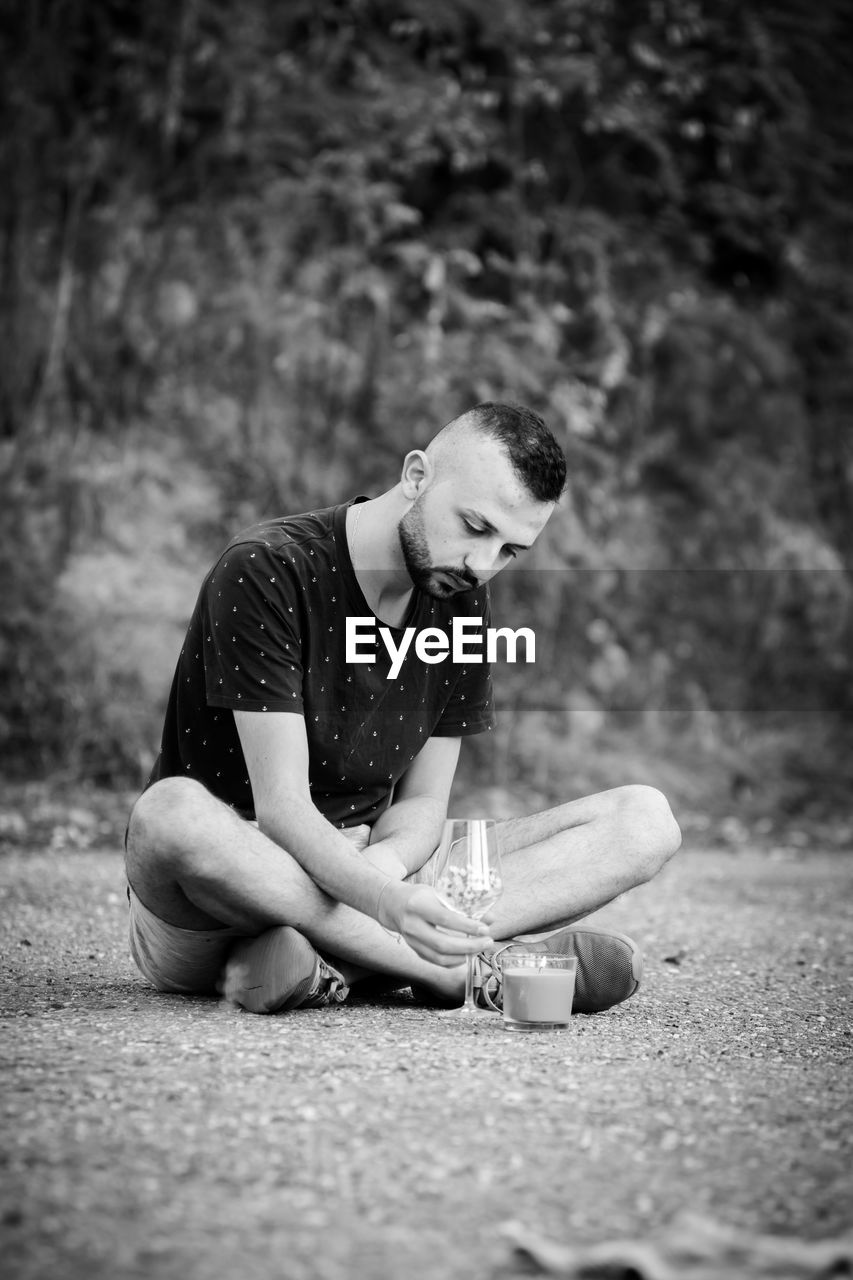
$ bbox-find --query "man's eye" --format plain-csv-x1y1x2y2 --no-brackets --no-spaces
503,546,518,560
463,520,485,535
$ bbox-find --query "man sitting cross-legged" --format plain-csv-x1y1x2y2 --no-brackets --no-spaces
125,403,681,1014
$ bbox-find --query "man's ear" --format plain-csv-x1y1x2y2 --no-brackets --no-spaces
400,450,433,501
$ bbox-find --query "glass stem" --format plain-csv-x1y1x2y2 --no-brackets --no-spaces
464,953,476,1009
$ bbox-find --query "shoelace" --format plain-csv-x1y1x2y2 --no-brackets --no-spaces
473,952,504,1011
320,959,349,1004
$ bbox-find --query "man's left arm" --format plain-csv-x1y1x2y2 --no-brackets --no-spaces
365,735,462,878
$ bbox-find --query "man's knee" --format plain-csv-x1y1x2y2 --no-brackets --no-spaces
126,777,213,870
612,784,682,878
126,778,241,929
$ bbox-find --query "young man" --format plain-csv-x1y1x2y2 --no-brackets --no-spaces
125,403,681,1014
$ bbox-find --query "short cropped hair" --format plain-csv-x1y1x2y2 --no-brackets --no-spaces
459,402,567,503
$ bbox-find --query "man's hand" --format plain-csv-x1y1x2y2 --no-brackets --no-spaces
379,882,493,966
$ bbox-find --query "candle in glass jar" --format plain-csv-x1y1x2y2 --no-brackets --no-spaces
502,955,577,1031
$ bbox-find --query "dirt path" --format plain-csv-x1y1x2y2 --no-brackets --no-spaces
1,843,852,1280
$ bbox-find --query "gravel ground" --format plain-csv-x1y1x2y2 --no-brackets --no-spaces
1,842,852,1280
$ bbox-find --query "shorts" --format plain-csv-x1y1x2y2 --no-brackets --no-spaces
127,823,443,996
127,885,245,996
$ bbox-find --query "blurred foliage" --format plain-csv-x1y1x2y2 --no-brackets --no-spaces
1,0,851,819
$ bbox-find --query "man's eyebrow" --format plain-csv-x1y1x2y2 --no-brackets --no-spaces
464,509,533,551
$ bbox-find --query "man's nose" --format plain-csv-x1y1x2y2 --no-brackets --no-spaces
464,542,502,580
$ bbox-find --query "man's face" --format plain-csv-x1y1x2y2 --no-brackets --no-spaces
397,438,555,598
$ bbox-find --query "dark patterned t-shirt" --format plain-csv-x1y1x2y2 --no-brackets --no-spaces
148,500,495,827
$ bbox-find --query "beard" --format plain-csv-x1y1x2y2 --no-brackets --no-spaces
397,499,478,598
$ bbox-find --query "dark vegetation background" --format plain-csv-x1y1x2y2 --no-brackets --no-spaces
2,0,851,843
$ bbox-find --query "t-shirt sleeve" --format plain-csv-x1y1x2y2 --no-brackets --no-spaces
432,590,497,737
200,542,305,713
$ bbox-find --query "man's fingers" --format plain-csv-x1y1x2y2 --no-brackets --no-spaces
405,920,484,952
403,919,493,965
435,908,489,937
409,887,490,938
398,887,494,964
409,938,477,968
405,912,489,951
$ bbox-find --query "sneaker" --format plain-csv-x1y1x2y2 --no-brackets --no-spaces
223,925,349,1014
474,925,643,1014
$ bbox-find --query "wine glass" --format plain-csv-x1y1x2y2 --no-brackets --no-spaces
432,818,503,1019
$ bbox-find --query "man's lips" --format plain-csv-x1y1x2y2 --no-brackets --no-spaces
437,570,476,592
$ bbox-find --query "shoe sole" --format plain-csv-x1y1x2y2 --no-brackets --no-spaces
224,926,319,1014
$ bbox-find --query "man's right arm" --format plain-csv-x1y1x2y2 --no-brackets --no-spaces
233,710,492,966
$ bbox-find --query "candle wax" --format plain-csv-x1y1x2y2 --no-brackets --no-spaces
502,966,575,1026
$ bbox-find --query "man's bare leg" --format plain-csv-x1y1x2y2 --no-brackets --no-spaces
126,779,680,1002
405,784,681,1011
125,778,462,997
486,784,682,941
